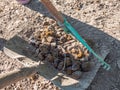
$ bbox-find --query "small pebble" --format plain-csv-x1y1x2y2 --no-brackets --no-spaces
30,74,39,83
57,61,64,70
46,54,54,63
53,59,60,68
36,49,40,54
72,71,82,79
46,36,54,43
65,57,72,67
29,38,36,45
50,42,56,47
81,62,91,72
72,61,81,71
75,51,83,59
67,46,74,52
66,35,72,40
38,53,44,60
66,66,73,75
41,38,47,43
43,21,50,26
71,48,76,53
60,36,67,43
0,30,3,34
35,41,41,46
84,49,89,57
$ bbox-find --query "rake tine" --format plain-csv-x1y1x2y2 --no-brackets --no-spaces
107,64,110,70
101,62,105,65
103,65,107,69
102,62,110,70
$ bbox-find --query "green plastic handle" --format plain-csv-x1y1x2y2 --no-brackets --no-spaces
63,18,110,70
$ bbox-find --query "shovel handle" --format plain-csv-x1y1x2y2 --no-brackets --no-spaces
41,0,64,23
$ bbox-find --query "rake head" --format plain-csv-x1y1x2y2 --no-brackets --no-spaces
61,18,111,71
101,61,110,70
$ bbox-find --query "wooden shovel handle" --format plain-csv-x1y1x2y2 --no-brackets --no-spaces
41,0,64,23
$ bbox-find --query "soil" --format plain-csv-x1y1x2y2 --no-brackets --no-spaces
0,0,120,90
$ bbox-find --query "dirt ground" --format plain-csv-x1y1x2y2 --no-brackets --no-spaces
0,0,120,90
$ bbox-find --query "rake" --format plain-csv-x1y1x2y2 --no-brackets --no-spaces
41,0,110,70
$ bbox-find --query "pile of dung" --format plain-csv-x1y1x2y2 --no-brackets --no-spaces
29,19,92,79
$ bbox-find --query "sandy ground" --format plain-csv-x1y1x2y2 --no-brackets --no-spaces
0,0,120,90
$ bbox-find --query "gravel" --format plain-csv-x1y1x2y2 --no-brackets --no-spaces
0,0,120,90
